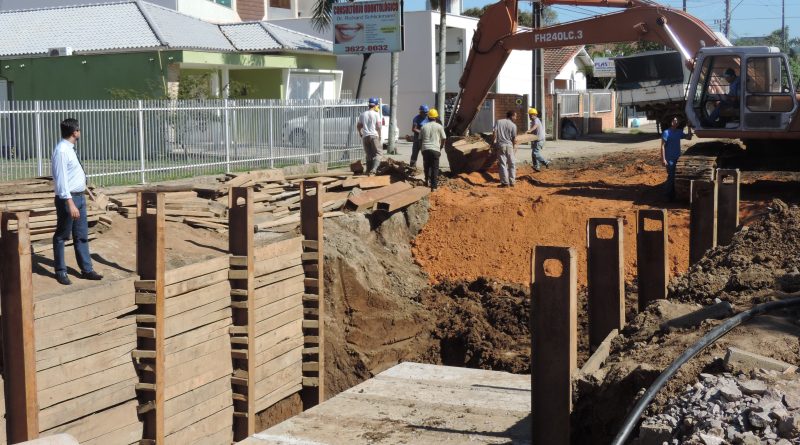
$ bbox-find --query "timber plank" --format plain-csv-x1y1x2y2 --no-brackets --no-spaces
39,362,137,409
345,182,413,211
164,269,228,299
165,347,232,400
165,386,232,436
253,276,304,309
164,256,229,286
164,305,231,339
38,377,138,431
163,406,233,445
341,175,392,190
253,334,303,370
36,323,136,372
254,265,304,289
254,306,303,343
253,236,302,260
253,252,302,278
375,187,430,212
164,318,230,355
42,399,140,444
35,292,135,334
164,333,229,370
255,318,302,357
254,360,302,401
164,280,230,318
34,277,136,318
254,293,303,326
35,312,135,352
254,381,302,413
37,341,135,390
164,375,229,418
82,420,143,445
254,346,303,383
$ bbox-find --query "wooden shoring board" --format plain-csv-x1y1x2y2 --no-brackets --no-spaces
140,268,229,298
252,276,304,310
253,333,303,370
43,399,140,444
345,181,413,211
253,341,303,384
254,381,303,414
636,209,669,312
38,361,137,410
163,405,233,445
34,289,136,334
231,252,301,280
164,318,230,355
164,338,232,400
229,186,255,440
136,191,166,444
164,255,229,286
164,280,230,318
300,180,324,408
36,323,136,372
164,332,229,371
254,293,303,329
254,360,303,402
165,385,233,437
38,376,138,431
164,305,231,339
34,309,136,351
716,168,740,246
586,218,625,350
531,246,577,445
37,340,136,390
254,319,303,359
34,276,137,319
0,211,40,441
81,419,142,445
253,265,305,289
253,305,303,349
341,175,391,190
164,375,229,419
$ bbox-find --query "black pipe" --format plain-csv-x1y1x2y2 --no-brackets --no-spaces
611,296,800,445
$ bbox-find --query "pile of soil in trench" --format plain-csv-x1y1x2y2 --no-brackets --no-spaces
572,199,800,444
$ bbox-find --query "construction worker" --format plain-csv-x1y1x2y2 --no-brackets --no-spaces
527,108,550,172
708,68,740,126
419,108,446,190
661,116,693,201
356,97,383,175
410,104,430,168
492,111,518,187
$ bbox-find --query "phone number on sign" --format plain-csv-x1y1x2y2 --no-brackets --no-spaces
344,44,389,52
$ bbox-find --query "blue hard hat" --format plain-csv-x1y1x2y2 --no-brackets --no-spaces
419,104,429,113
368,97,380,106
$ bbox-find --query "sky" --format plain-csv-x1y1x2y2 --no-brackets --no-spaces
403,0,800,41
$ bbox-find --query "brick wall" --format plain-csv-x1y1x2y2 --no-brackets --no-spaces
487,93,528,134
237,0,265,21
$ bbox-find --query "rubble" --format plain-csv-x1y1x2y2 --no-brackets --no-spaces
635,370,800,444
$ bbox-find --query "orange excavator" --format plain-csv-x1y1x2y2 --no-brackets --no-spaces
445,0,800,183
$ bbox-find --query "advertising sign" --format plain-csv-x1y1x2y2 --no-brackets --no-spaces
332,0,403,54
593,57,616,78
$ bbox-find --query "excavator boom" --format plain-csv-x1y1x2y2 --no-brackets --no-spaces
447,2,722,137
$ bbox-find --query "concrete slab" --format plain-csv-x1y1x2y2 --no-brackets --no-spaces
240,362,531,445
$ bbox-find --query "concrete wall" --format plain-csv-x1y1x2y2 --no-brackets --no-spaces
0,0,241,23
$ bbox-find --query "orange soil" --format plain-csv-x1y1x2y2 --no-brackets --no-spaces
413,152,692,287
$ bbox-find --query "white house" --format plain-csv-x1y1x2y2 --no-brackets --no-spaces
0,0,244,23
545,45,593,92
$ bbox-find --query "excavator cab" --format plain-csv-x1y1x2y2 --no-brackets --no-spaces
687,46,798,133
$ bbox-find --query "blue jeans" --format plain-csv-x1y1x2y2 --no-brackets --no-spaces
53,193,94,275
665,159,677,199
532,141,548,168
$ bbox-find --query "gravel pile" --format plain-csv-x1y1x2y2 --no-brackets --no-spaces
635,371,800,444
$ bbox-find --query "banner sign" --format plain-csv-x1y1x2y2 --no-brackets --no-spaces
593,57,616,78
332,0,403,54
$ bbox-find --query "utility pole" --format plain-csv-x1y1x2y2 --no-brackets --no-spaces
682,0,686,11
724,0,730,38
782,0,786,49
533,1,545,134
388,52,399,155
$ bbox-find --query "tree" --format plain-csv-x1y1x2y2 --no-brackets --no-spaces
462,5,557,27
736,27,800,82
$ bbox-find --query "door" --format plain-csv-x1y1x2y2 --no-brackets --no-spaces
742,55,797,130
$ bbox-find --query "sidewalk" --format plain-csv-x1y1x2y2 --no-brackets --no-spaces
383,124,662,171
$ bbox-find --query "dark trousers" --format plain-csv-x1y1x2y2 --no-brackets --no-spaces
422,149,441,190
53,193,94,275
665,159,678,200
411,138,422,167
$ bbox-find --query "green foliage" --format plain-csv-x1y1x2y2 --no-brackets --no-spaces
462,5,557,27
107,79,167,100
310,0,335,32
736,27,800,83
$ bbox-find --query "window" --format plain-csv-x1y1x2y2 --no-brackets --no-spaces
270,0,291,9
445,51,461,64
210,0,231,7
746,56,795,112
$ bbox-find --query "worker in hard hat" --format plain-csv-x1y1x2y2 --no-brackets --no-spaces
410,104,430,169
356,97,383,175
492,110,518,187
527,108,550,172
419,108,447,190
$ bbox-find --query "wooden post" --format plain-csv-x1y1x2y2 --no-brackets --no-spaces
0,212,39,443
636,209,669,312
531,246,577,445
586,218,624,350
689,180,718,265
300,180,324,409
716,168,740,246
135,192,165,444
229,187,255,440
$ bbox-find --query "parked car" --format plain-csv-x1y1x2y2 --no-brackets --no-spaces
281,103,399,148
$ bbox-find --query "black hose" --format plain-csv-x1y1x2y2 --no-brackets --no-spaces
611,296,800,445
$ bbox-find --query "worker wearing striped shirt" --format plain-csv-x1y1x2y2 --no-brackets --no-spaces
52,118,102,285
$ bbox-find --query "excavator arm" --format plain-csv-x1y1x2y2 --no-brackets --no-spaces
446,1,723,137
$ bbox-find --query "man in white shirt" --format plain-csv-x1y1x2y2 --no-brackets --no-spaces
52,118,102,285
356,97,382,175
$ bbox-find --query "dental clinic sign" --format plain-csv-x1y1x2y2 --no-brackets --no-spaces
332,0,404,54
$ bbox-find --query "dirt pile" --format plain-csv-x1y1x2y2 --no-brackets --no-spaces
413,151,692,287
418,278,531,373
669,199,800,307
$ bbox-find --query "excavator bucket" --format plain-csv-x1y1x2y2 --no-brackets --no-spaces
445,136,496,174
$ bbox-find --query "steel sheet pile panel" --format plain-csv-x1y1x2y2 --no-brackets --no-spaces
636,209,669,312
161,256,234,445
689,180,718,265
249,236,305,413
716,169,740,246
33,277,141,444
586,217,625,350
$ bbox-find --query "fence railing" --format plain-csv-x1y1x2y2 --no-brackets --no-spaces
557,93,581,116
0,99,366,185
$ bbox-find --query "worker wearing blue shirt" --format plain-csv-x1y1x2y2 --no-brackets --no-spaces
661,116,693,201
410,104,429,168
52,118,102,285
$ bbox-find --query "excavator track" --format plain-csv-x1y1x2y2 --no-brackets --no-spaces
674,155,718,201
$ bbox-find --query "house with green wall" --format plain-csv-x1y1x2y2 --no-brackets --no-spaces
0,1,341,101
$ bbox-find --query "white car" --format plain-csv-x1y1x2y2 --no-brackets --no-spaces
281,104,399,148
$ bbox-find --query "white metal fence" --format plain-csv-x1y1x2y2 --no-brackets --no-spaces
0,99,366,185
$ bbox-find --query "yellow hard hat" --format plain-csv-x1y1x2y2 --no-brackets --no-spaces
528,107,538,115
428,108,439,119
